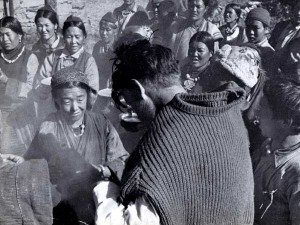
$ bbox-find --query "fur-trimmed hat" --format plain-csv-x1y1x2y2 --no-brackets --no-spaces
211,44,261,88
246,7,271,27
51,67,89,89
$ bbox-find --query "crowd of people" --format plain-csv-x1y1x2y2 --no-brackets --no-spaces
0,0,300,224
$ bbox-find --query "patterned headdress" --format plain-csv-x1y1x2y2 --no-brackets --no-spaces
211,44,261,88
51,67,89,89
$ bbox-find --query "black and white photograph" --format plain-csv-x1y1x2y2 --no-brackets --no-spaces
0,0,299,224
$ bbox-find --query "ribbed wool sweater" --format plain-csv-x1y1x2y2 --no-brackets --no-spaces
120,90,254,225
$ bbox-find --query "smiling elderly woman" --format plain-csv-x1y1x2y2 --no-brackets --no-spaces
25,67,129,225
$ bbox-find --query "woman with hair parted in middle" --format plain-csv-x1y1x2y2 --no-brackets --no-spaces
181,31,214,93
219,3,247,47
32,4,64,66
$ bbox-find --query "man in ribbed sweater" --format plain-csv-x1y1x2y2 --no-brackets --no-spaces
104,39,254,225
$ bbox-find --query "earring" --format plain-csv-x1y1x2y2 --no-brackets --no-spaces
19,36,22,43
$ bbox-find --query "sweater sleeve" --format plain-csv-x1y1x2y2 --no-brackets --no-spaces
104,119,129,181
18,159,53,225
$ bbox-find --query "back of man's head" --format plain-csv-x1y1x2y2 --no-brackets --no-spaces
112,39,181,106
264,78,300,131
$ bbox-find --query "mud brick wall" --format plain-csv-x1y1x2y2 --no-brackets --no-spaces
0,0,148,52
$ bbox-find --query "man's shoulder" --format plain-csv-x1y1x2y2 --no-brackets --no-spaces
113,4,125,16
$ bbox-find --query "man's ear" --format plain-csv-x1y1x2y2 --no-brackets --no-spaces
128,79,148,101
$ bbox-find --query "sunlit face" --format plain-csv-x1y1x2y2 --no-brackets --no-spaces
188,41,212,70
64,26,85,55
257,97,282,139
0,27,21,51
36,17,57,42
292,2,300,25
55,86,87,124
99,21,117,44
224,7,238,24
188,0,206,21
122,88,156,121
246,20,267,44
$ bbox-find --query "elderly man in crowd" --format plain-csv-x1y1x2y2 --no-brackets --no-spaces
93,39,254,225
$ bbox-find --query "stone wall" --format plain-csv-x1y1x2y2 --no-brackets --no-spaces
0,0,148,52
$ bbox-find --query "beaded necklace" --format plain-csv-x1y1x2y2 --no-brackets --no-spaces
183,73,201,91
72,123,85,137
1,46,25,64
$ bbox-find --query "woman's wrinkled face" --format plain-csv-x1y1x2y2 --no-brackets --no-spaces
55,86,87,124
64,26,85,55
0,27,21,51
224,7,238,24
36,17,57,42
188,41,212,69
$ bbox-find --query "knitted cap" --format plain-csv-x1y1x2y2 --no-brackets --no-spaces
211,44,261,88
246,7,271,27
101,12,118,24
51,67,89,89
38,4,56,13
65,15,83,23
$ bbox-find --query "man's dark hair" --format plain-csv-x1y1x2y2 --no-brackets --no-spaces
264,78,300,131
112,39,180,109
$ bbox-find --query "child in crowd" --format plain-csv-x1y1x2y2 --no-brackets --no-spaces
253,77,300,225
92,12,118,90
245,7,275,76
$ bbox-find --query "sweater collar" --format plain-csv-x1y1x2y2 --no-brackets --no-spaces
171,87,245,116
